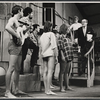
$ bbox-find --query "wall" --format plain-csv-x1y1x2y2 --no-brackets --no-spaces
64,3,83,21
55,3,63,29
90,24,100,37
30,3,43,26
55,3,83,29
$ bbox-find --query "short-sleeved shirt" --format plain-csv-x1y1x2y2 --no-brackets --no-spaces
58,34,73,62
40,32,57,58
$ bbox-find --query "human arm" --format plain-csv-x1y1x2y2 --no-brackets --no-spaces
5,18,20,38
87,27,95,42
50,32,58,57
23,23,32,35
74,29,79,44
84,41,94,57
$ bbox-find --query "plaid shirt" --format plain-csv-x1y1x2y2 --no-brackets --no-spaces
58,34,73,61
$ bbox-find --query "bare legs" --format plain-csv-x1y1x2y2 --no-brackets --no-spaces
5,55,18,98
59,73,65,92
13,55,22,94
43,60,48,93
43,56,56,95
5,55,22,98
59,61,72,92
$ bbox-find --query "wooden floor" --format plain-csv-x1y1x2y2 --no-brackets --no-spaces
1,84,100,99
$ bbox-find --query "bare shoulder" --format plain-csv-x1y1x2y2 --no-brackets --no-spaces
6,17,15,26
8,17,15,23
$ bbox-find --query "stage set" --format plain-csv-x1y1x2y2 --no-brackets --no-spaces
0,2,100,99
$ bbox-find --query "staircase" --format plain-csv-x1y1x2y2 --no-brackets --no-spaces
70,42,95,87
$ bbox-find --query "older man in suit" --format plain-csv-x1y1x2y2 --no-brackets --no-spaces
75,19,95,76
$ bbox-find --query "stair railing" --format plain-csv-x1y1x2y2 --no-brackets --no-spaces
86,41,95,87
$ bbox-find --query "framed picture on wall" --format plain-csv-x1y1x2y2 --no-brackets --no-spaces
68,16,73,25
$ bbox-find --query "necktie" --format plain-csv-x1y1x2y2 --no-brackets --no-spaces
83,27,86,36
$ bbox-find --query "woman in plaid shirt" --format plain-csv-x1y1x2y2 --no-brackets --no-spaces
58,24,73,92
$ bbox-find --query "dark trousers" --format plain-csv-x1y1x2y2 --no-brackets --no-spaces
78,47,88,75
78,44,92,75
20,37,39,74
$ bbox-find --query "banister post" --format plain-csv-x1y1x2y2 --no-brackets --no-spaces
87,53,91,87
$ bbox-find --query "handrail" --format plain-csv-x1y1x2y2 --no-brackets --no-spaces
85,41,94,57
71,40,95,87
87,41,94,79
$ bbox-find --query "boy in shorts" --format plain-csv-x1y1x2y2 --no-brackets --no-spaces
5,5,23,98
58,24,73,92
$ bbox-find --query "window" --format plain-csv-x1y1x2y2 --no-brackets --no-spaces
43,3,55,26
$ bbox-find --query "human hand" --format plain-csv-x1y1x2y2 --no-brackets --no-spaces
88,38,93,42
84,53,88,58
29,22,32,27
16,37,22,46
61,56,65,61
55,57,58,65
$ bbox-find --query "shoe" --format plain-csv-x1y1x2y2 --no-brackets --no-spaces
46,91,57,95
5,92,17,98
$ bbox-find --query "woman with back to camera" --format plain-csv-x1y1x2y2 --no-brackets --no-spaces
39,21,58,95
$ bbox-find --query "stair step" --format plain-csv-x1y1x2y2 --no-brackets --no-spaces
94,76,100,85
70,76,87,80
72,67,78,68
72,73,87,75
72,67,88,69
73,62,81,63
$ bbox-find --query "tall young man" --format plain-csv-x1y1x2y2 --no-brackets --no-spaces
5,5,23,98
20,7,40,74
29,24,40,70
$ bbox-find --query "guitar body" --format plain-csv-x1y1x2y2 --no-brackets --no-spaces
12,26,28,46
12,36,22,46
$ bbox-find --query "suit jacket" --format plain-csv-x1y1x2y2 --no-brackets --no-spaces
75,26,94,48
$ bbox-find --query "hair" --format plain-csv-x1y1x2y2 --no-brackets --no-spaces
23,7,32,17
12,5,23,17
38,28,44,35
74,16,79,20
32,24,40,31
59,24,69,35
43,21,53,32
82,19,88,23
53,24,57,28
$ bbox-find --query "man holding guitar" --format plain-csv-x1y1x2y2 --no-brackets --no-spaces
19,7,40,74
5,5,24,98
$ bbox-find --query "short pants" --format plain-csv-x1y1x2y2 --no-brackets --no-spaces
59,60,71,74
8,39,22,56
